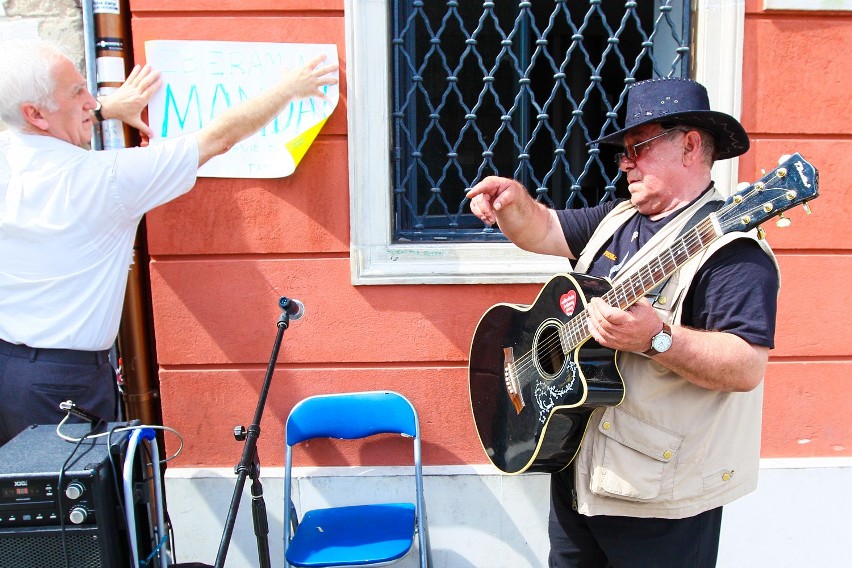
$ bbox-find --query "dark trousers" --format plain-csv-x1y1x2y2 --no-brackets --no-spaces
549,467,722,568
0,339,118,446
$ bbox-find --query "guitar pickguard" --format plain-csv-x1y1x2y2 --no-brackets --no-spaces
533,359,580,424
530,316,580,424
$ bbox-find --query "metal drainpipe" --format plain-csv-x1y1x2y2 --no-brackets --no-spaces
82,0,163,430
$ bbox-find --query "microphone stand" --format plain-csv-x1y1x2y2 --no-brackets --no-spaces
213,297,298,568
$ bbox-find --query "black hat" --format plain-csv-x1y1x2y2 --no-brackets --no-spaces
589,77,750,160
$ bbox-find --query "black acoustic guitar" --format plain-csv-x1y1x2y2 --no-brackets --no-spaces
468,153,819,474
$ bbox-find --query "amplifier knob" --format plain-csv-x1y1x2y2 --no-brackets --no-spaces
69,506,88,525
65,481,85,500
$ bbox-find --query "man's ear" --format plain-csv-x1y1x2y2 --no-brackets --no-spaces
20,103,50,132
681,130,702,165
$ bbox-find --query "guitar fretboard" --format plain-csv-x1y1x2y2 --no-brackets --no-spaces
560,217,719,350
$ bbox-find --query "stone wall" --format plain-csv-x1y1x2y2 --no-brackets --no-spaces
0,0,84,130
0,0,83,59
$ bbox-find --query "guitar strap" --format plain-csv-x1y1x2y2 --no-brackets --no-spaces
573,185,724,280
643,198,724,299
573,187,779,322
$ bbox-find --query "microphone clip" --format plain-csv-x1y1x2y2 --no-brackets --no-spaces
59,400,106,427
278,296,305,327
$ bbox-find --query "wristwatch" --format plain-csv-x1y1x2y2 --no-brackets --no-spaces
92,99,105,122
643,323,672,357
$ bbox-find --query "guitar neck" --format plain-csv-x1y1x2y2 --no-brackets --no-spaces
562,216,720,350
608,216,719,309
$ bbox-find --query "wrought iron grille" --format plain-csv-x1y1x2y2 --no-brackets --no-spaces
391,0,692,242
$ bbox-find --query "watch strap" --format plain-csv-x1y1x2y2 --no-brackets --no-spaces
93,99,104,122
642,322,672,357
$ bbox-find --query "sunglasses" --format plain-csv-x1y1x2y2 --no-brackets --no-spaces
614,127,688,166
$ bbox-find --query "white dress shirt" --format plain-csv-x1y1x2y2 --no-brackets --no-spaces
0,131,198,350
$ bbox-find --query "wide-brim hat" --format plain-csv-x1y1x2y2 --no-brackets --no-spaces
589,77,749,160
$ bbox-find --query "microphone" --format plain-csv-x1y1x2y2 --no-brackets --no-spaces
279,297,305,321
59,400,106,426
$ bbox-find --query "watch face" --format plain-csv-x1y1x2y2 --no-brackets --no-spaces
652,332,672,352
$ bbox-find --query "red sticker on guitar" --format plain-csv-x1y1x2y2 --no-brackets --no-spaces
559,291,577,315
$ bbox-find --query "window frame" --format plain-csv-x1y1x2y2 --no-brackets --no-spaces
764,0,852,9
344,0,745,285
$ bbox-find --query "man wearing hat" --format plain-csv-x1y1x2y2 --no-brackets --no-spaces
468,77,779,567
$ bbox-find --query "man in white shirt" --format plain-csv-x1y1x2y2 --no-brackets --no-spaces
0,39,338,445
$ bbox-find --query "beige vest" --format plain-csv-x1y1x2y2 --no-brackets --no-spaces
571,190,780,518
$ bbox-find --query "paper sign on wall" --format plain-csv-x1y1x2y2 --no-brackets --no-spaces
145,40,339,178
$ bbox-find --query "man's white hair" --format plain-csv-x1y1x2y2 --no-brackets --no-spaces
0,39,69,131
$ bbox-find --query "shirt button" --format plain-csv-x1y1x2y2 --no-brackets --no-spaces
722,472,731,481
663,450,673,460
658,296,668,305
602,422,611,430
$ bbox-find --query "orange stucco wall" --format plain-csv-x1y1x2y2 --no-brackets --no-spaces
741,1,851,458
130,1,851,468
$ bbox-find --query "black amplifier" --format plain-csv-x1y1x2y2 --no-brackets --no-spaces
0,423,131,568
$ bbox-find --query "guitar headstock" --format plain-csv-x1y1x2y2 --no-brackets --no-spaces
716,153,819,235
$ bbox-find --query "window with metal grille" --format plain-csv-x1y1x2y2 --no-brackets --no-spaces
390,0,692,243
346,0,745,285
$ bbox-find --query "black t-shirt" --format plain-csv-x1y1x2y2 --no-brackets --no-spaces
555,199,778,348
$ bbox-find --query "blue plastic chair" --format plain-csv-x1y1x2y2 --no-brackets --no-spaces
283,391,431,568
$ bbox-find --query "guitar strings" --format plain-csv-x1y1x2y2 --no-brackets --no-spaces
504,183,780,385
505,221,712,382
506,219,714,380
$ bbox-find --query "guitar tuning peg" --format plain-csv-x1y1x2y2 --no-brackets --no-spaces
736,182,751,192
778,154,792,165
760,169,766,176
803,203,813,215
756,227,766,240
776,213,791,228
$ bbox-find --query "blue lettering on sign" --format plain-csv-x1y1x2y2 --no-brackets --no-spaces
159,78,333,138
209,84,232,121
161,84,201,137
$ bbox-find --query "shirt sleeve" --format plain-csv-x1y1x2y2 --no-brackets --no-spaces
107,135,200,220
682,239,779,348
555,200,621,256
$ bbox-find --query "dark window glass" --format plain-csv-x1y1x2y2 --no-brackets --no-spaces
390,1,691,242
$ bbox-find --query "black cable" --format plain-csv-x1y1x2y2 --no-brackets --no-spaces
165,511,178,563
107,425,127,510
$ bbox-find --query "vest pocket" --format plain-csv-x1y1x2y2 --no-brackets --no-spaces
589,406,684,502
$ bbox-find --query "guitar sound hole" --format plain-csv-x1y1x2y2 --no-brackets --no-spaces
535,321,566,379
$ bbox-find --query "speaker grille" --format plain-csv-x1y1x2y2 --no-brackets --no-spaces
0,526,104,568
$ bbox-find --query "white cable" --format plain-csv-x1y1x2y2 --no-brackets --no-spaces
55,421,185,464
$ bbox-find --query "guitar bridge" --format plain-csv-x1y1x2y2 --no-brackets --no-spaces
503,347,525,414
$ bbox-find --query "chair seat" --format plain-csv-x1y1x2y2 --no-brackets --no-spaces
286,503,416,567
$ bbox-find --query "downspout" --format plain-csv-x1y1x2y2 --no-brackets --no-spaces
82,0,163,430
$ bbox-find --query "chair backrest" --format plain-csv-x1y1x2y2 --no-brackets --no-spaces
284,391,429,567
286,390,418,444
